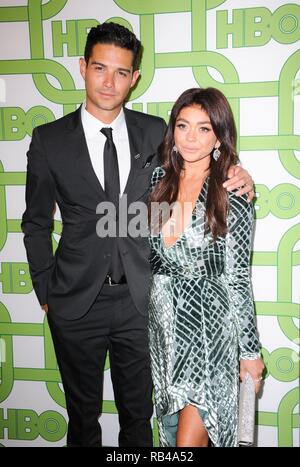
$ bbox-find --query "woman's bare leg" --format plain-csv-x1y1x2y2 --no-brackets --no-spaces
176,405,209,447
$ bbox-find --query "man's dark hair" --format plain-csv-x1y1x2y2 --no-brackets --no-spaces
84,22,142,71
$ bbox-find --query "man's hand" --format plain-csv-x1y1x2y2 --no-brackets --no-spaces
223,165,254,202
41,304,48,313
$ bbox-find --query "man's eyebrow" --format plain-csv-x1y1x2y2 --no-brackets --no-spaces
90,61,131,73
90,61,105,67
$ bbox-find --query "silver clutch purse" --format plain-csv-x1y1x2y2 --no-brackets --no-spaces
238,372,256,446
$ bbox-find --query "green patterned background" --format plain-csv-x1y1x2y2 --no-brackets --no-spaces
0,0,299,447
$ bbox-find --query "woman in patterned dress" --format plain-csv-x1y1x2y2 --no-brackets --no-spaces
148,88,264,447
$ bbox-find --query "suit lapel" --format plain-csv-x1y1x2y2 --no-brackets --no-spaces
123,108,143,196
67,107,106,201
123,108,155,203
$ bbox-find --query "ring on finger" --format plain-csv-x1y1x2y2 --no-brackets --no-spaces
254,376,263,382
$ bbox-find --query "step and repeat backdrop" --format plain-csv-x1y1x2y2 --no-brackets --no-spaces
0,0,299,447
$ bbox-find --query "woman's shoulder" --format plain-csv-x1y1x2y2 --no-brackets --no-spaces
150,166,166,189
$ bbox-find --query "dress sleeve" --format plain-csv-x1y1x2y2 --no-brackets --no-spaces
224,194,261,360
150,166,166,191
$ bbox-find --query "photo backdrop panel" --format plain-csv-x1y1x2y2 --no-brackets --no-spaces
0,0,299,447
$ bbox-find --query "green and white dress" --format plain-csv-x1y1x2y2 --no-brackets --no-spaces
148,167,261,447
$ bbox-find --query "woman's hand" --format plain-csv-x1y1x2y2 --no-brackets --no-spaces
223,165,254,202
240,358,265,394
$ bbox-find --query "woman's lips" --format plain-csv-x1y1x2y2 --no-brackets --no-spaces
182,147,199,152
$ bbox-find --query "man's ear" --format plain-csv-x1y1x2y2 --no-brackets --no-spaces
130,69,140,88
79,57,87,80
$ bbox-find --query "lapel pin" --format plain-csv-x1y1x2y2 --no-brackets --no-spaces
142,153,155,168
134,153,141,159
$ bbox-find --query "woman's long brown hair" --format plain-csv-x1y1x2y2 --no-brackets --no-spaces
149,87,238,240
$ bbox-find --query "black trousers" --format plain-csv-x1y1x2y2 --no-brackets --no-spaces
47,283,153,447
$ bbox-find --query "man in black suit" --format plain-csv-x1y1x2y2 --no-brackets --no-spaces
22,23,254,447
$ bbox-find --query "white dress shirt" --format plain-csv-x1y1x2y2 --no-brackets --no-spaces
81,105,131,195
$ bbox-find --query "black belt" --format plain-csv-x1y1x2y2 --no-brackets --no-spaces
104,275,127,286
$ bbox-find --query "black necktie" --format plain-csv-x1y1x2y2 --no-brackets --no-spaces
100,127,123,282
100,127,120,204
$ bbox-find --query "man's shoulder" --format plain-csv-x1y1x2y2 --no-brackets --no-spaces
33,108,79,137
124,107,166,128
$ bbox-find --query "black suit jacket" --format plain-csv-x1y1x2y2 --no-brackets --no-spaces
22,106,166,319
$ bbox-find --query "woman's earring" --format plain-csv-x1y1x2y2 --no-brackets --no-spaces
213,147,221,161
173,145,178,154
